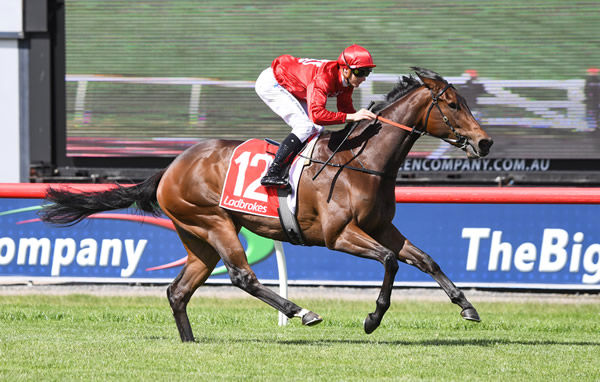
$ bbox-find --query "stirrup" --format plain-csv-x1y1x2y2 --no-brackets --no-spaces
261,161,290,188
260,175,290,188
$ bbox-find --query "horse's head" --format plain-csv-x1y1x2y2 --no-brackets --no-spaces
412,67,493,158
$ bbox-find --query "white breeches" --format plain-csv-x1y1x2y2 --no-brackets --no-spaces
255,67,324,143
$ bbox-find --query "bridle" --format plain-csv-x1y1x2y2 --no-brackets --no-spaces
377,83,469,150
423,83,469,150
311,82,472,180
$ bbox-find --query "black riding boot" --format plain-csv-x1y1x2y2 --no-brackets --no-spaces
261,133,304,188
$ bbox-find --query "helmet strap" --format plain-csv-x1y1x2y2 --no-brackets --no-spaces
341,67,352,86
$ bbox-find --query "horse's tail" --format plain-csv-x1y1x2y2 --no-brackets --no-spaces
39,170,166,226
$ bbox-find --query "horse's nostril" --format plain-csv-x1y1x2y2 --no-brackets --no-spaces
478,138,493,153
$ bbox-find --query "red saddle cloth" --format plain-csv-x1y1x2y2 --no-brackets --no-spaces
219,139,281,218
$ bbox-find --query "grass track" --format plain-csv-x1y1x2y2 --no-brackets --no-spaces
1,294,599,381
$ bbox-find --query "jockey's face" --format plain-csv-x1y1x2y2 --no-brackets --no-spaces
342,67,368,88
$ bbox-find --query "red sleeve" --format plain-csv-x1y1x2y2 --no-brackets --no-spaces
306,79,347,125
337,88,356,114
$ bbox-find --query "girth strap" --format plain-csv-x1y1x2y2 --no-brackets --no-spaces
276,188,305,245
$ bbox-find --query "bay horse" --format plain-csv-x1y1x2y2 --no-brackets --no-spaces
40,67,493,342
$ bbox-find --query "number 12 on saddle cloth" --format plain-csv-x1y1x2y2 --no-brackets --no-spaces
219,138,316,218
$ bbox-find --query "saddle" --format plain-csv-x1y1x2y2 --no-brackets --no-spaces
265,136,318,245
219,137,318,245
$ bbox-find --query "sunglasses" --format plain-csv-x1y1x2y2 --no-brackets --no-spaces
351,67,372,78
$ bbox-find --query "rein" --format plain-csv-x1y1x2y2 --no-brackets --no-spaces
376,116,424,135
302,154,392,178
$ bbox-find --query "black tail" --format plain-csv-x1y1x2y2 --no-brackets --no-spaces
39,170,165,226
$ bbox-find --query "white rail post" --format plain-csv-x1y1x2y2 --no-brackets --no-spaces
188,83,202,127
273,241,288,326
74,80,88,126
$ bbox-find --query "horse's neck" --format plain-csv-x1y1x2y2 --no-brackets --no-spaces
362,89,427,175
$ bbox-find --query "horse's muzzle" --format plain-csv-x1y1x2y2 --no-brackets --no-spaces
477,138,493,157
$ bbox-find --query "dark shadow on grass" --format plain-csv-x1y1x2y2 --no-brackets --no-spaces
145,336,172,341
188,336,600,347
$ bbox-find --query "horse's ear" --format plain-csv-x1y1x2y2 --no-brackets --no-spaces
411,66,444,92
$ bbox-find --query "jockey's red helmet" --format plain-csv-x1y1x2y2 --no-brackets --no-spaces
337,44,376,69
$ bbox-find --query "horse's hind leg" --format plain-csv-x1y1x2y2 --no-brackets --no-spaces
218,231,322,325
379,226,480,322
167,226,221,342
182,218,322,326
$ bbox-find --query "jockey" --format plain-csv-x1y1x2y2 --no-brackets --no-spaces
255,44,377,187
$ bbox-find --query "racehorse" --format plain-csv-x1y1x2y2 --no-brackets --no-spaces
40,67,493,342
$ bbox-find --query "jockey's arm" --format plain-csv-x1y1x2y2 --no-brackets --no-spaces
336,90,356,115
307,82,348,125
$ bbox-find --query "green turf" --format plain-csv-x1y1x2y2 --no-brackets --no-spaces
1,294,599,381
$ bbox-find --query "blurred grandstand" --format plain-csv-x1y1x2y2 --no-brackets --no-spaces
26,0,600,185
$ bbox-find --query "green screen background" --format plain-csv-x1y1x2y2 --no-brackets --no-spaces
65,0,600,159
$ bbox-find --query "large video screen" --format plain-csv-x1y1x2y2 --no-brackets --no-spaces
65,0,600,162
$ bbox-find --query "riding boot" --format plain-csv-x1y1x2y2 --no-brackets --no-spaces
261,133,304,188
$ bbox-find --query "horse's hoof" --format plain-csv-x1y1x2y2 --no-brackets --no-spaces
461,307,481,322
302,311,323,326
363,313,380,334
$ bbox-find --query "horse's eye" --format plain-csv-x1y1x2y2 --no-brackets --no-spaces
448,102,458,110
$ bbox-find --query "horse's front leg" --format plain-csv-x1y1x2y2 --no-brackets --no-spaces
377,225,480,322
403,241,480,321
331,223,399,334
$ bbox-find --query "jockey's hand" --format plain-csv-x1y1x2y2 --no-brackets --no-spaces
346,108,377,122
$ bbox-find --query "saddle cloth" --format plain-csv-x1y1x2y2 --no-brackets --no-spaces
219,137,317,218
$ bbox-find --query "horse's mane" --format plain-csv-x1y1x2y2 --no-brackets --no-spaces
371,67,447,114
